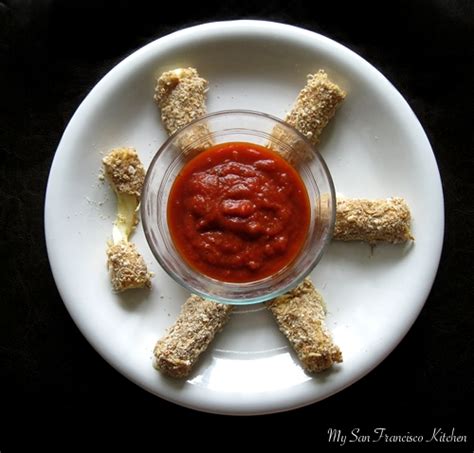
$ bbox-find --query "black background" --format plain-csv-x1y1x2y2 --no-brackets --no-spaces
1,0,473,449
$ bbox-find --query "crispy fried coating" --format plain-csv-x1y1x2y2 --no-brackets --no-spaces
154,67,213,154
102,147,145,199
334,197,413,243
285,70,346,146
106,241,152,292
267,278,342,373
271,70,346,164
154,295,233,378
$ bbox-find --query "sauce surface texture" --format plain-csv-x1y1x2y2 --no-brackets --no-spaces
167,142,310,283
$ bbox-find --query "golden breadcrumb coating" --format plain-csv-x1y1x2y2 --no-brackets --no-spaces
334,197,413,244
106,241,152,292
154,67,208,135
286,70,346,146
271,70,346,164
267,278,342,373
154,67,213,155
154,295,233,378
102,147,145,199
154,68,213,154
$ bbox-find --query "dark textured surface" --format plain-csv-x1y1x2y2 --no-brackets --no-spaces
1,0,473,446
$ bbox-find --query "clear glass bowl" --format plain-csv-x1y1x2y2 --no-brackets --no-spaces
141,110,335,305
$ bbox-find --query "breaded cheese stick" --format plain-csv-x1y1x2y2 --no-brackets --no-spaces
334,197,413,244
103,147,152,291
154,67,213,154
154,295,233,378
272,70,346,164
286,70,346,145
267,278,342,373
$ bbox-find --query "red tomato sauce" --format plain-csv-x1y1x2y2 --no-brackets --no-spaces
167,142,310,283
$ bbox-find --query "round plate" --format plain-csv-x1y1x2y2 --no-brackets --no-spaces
45,20,444,414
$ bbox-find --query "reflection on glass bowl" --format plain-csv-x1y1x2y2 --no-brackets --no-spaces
141,110,336,305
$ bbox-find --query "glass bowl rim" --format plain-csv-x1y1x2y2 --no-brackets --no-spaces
141,109,336,304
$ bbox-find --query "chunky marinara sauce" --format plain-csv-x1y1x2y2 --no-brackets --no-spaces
167,142,310,283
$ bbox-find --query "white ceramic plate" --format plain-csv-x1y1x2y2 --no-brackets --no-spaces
45,20,444,414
